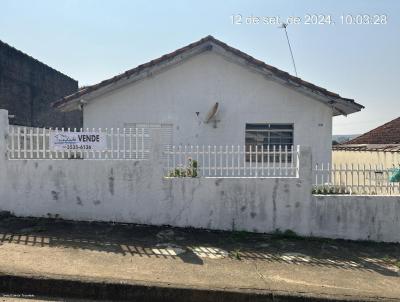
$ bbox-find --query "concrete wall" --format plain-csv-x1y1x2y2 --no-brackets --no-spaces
0,40,82,128
83,52,333,165
0,110,313,235
333,150,400,168
311,195,400,242
0,110,399,243
0,163,313,235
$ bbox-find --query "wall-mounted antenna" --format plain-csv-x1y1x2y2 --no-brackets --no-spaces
204,102,220,128
279,23,298,77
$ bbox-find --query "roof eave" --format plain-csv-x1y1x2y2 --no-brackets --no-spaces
52,36,364,116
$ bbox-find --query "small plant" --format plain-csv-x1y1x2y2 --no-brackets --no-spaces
190,158,198,177
231,248,242,260
168,167,186,177
312,185,350,195
382,255,400,268
168,157,199,178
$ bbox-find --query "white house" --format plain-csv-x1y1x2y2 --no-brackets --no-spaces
53,36,363,164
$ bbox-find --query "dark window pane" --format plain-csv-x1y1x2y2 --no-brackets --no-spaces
246,123,293,130
245,123,293,163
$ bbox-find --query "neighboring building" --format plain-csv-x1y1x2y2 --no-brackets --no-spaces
333,117,400,168
0,40,82,128
53,36,363,164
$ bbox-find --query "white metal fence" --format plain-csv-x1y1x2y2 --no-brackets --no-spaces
313,163,400,195
7,126,151,160
164,145,299,178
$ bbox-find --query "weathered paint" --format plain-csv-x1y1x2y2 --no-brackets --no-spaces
0,110,399,242
83,52,333,165
311,195,400,242
0,145,313,236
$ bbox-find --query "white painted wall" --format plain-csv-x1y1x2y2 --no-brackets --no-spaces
1,110,399,243
0,110,314,236
83,52,333,164
311,195,400,242
0,161,314,235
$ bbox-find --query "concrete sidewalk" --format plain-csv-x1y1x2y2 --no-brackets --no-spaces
0,216,398,301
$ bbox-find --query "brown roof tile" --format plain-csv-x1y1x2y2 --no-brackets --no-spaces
52,35,363,113
333,144,400,152
343,117,400,145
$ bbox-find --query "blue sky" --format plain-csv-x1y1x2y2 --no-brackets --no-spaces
1,0,398,134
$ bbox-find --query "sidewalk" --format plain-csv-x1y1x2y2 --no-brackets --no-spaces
0,215,398,301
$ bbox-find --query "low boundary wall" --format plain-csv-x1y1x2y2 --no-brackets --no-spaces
311,195,400,242
0,110,399,242
0,150,313,236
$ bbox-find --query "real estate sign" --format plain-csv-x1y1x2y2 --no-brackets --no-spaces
50,132,107,151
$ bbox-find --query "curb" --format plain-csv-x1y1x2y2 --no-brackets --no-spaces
0,274,392,302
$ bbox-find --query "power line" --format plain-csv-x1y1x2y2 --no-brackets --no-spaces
279,23,298,77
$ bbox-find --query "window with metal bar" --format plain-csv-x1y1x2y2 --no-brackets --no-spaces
245,123,293,162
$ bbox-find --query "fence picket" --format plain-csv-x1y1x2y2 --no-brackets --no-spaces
231,145,234,177
261,145,264,177
141,128,145,160
237,145,240,177
267,145,270,176
220,145,223,176
9,126,14,159
243,145,246,177
202,145,205,177
249,145,252,176
164,144,298,179
284,145,288,176
7,126,150,161
279,145,282,176
12,130,398,195
312,161,400,195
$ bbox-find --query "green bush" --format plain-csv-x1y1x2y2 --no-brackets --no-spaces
312,185,350,195
168,158,199,178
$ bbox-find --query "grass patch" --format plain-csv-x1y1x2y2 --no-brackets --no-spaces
382,255,400,268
